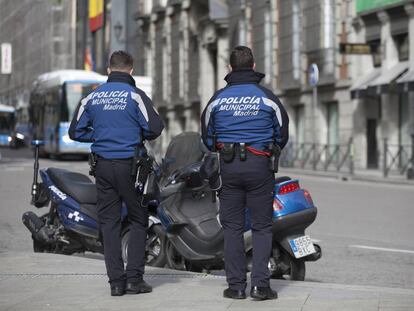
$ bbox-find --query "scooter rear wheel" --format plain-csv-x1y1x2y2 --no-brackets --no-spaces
289,258,305,281
271,252,306,281
33,238,48,253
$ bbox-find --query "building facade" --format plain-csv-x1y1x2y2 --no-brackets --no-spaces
1,0,413,176
351,0,414,175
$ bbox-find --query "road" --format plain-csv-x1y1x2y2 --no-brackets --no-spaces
0,147,413,289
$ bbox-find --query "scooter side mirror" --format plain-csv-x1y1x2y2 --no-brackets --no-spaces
31,140,45,146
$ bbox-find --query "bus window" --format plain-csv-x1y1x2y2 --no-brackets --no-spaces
0,111,15,140
63,83,100,121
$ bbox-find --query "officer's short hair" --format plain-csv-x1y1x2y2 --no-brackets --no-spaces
230,46,254,70
109,50,133,70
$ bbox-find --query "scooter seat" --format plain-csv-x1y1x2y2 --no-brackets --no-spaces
47,168,97,204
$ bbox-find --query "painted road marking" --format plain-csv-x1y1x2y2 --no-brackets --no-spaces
349,244,414,255
3,167,25,172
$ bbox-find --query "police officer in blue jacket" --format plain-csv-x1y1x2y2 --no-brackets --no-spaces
69,51,164,296
201,46,289,300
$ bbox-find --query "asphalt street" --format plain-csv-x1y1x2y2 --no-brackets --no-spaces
0,146,413,290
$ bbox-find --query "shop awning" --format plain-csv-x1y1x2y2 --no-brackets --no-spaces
366,61,408,94
397,69,414,91
350,68,381,99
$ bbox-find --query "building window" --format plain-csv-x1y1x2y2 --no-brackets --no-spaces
179,115,186,132
179,32,184,98
368,40,382,67
327,101,339,146
399,93,410,166
162,37,168,101
239,10,247,45
327,101,339,163
264,8,273,85
294,105,305,158
399,94,410,145
292,0,300,80
145,40,152,77
395,33,409,62
294,105,305,144
279,0,301,89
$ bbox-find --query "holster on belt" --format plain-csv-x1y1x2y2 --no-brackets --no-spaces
220,143,235,163
238,143,247,161
268,143,281,173
88,153,98,176
134,156,152,193
134,154,159,206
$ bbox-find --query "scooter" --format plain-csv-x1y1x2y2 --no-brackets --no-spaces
157,132,321,280
22,140,166,267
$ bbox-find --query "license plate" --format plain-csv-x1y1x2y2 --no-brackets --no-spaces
289,235,316,259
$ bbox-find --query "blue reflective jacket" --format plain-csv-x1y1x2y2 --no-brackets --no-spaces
201,69,289,151
69,71,164,159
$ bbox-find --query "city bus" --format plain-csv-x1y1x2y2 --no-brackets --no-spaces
29,70,105,157
0,104,16,147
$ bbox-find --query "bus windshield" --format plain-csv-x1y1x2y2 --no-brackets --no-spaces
63,82,101,121
0,112,15,134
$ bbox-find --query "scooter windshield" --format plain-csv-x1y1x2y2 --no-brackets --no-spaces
163,132,207,176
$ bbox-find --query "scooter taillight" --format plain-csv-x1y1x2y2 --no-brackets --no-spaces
303,189,314,205
278,181,300,195
273,198,283,211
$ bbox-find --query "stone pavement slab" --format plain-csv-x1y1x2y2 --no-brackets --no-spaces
1,252,413,311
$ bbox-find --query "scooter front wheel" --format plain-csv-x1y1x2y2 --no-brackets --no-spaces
121,224,167,267
165,239,186,271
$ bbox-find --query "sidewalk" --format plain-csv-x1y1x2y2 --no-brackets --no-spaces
1,252,413,311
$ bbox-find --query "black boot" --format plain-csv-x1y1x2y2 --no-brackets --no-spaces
250,286,278,300
223,288,246,299
126,280,153,294
110,284,126,296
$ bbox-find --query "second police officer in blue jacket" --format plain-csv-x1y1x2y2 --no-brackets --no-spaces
201,46,289,300
69,51,164,296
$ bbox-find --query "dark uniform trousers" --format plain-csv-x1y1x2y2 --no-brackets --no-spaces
219,153,274,291
95,158,148,286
